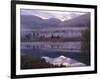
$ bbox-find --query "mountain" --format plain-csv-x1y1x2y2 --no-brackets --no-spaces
21,15,61,29
21,15,44,29
44,18,61,27
21,13,90,30
59,13,90,27
42,55,86,67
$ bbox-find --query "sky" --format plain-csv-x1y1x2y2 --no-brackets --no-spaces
21,9,87,21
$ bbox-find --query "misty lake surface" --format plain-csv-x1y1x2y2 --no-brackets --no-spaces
21,48,81,58
21,41,82,60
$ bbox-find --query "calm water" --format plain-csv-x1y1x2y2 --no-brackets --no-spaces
21,41,82,60
21,48,82,60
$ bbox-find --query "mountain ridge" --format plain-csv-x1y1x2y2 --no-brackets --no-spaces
21,13,90,29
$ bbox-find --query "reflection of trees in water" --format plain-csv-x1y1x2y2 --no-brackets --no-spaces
21,42,81,53
21,29,84,42
21,28,91,65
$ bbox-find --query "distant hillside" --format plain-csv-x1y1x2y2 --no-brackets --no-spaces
21,15,61,29
59,13,90,27
21,15,43,29
21,13,90,29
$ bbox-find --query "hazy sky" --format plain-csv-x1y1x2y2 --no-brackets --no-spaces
21,9,87,21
